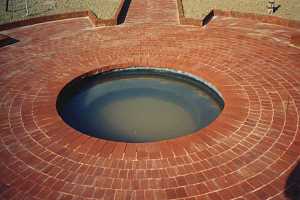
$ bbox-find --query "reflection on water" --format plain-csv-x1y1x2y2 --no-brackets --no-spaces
57,69,224,143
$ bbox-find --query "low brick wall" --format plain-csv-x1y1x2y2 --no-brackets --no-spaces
176,0,300,28
214,9,300,29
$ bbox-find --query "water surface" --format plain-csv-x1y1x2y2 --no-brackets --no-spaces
57,68,224,142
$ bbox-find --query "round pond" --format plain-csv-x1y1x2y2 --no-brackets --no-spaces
57,67,224,142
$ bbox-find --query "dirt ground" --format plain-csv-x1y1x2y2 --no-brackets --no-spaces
182,0,300,21
0,0,120,24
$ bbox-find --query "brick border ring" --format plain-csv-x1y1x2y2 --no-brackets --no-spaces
32,64,248,155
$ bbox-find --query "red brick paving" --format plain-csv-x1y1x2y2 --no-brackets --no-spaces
0,1,300,200
125,0,179,24
291,34,300,47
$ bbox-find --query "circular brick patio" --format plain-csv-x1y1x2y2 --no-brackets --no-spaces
0,1,300,200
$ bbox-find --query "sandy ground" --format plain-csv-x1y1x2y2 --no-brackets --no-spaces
182,0,300,21
0,0,120,24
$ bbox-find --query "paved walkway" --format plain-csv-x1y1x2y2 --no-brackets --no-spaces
125,0,179,24
0,1,300,200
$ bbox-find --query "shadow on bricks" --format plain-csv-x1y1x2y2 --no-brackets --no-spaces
285,161,300,200
117,0,132,24
0,35,19,48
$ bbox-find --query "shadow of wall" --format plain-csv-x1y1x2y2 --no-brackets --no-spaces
285,161,300,200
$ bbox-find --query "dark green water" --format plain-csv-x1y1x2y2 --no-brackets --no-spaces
57,68,224,143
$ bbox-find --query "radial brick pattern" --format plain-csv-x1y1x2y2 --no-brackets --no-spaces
0,0,300,200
